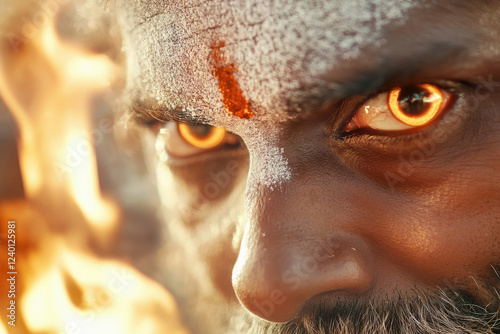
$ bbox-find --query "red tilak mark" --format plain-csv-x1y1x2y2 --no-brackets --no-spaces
210,41,254,119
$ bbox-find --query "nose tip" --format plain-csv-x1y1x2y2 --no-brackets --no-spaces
232,234,374,322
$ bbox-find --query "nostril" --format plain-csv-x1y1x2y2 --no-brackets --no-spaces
232,235,375,323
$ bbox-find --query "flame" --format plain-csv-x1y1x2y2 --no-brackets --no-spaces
20,239,187,334
0,18,117,233
0,2,189,333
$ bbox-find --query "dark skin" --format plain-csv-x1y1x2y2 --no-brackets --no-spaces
120,0,500,332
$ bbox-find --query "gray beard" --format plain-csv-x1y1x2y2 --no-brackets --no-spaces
233,289,500,334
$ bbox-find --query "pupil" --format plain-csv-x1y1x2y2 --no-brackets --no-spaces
188,124,212,138
397,86,432,116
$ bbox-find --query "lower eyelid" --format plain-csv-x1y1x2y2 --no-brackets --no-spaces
162,147,249,168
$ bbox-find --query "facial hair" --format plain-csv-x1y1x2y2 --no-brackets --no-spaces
237,288,500,334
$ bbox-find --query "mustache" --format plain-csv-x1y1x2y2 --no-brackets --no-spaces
240,289,500,334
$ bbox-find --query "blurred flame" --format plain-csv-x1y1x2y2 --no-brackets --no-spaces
0,2,189,333
0,19,117,233
21,239,187,334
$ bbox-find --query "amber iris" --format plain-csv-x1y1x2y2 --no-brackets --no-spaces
177,124,227,149
388,84,444,127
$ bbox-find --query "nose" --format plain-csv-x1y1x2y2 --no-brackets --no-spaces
232,166,375,322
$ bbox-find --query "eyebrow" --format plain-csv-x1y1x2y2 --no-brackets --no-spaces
338,42,470,96
130,103,212,126
287,40,473,117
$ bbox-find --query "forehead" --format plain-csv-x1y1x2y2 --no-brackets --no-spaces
120,0,493,125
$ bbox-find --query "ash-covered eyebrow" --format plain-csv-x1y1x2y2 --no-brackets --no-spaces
130,103,211,126
342,44,470,100
337,42,469,96
261,40,472,118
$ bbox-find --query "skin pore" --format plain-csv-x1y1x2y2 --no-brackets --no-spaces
119,0,500,333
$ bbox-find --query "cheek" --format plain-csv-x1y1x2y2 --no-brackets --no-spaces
157,154,248,221
375,165,500,285
157,156,249,300
201,223,240,300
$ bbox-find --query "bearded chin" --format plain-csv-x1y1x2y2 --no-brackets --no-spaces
239,288,500,334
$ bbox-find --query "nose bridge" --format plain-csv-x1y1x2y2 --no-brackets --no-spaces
232,160,375,322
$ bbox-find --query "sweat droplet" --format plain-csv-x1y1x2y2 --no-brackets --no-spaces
210,41,254,119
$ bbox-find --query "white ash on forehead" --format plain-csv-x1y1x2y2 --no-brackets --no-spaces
120,0,419,122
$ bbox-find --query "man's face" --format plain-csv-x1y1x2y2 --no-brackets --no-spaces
120,0,500,333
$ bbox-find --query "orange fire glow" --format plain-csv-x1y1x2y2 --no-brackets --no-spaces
0,2,189,333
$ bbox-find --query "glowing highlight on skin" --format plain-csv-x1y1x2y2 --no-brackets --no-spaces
0,3,189,333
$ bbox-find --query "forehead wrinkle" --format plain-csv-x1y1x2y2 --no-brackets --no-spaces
128,11,166,32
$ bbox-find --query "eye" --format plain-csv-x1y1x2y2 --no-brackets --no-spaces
155,122,242,159
345,84,453,133
177,123,227,149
